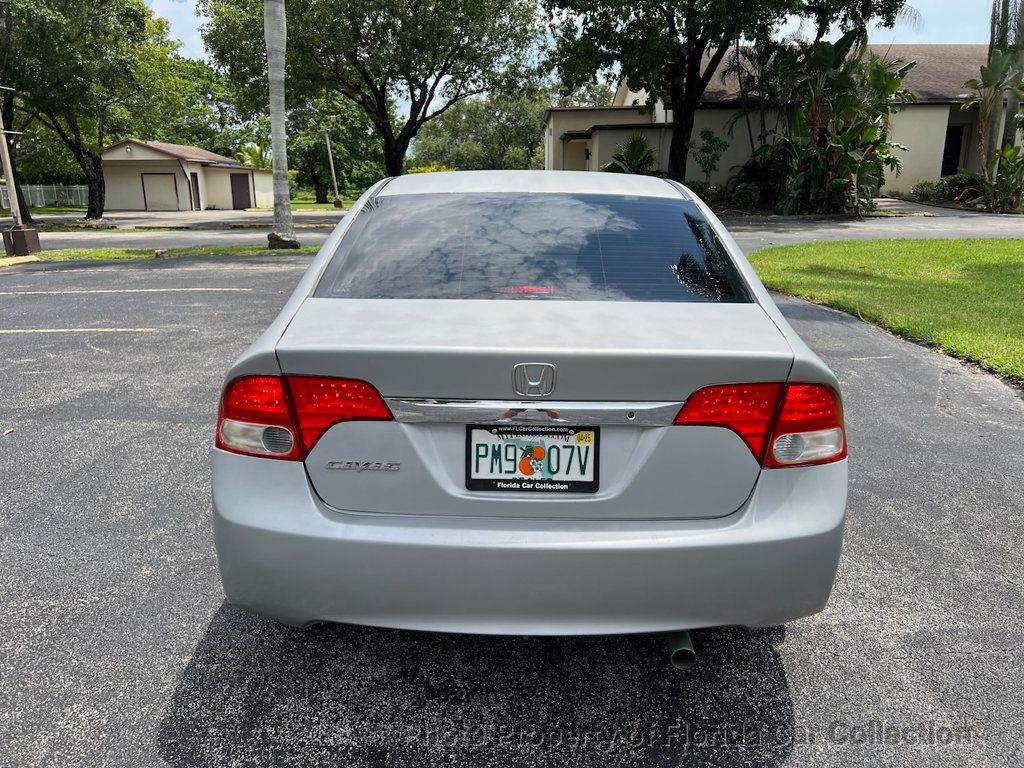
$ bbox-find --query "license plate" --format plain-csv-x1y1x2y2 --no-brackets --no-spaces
465,425,599,493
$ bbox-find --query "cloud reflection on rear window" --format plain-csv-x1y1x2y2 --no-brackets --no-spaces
314,193,751,303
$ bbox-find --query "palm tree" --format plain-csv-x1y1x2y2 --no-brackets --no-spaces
235,142,272,169
964,50,1024,179
263,0,297,248
991,0,1024,150
601,134,658,174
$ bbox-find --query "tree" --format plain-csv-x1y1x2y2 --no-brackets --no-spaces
771,33,916,214
691,128,729,184
546,1,917,181
801,1,919,41
263,0,296,246
235,141,272,169
408,90,548,171
201,0,540,177
546,0,800,181
8,0,150,219
963,51,1024,181
126,44,249,158
550,80,616,107
723,34,788,155
289,95,385,200
989,0,1024,150
10,124,81,184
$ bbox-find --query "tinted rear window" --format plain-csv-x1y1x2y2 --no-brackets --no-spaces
314,193,751,302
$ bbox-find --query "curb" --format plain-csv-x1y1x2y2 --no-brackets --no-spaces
0,254,40,268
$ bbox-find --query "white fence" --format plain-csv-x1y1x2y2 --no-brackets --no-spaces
1,184,88,209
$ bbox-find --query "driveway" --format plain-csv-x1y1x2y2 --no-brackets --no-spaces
724,202,1024,250
1,255,1022,767
29,202,1024,252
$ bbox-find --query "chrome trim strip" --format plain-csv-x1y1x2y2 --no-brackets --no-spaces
385,399,684,426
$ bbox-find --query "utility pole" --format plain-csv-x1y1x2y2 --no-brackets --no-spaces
0,0,39,256
324,128,342,207
0,89,39,256
0,94,21,226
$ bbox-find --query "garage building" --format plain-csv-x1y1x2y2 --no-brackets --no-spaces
101,139,273,212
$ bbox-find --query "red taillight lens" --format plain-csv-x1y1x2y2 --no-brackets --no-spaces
674,383,783,459
675,382,846,467
284,376,393,454
217,376,301,459
764,384,846,467
215,375,392,460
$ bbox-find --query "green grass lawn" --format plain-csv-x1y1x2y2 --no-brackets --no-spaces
290,201,347,210
749,239,1024,383
1,205,88,215
36,244,322,262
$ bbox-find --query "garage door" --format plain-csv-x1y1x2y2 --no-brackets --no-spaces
142,174,179,211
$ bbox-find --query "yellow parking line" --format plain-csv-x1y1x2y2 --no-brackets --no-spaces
0,328,158,334
0,288,253,295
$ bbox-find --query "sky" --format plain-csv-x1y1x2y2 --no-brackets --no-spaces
148,0,994,62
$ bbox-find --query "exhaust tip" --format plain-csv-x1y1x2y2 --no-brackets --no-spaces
665,631,697,670
669,646,697,670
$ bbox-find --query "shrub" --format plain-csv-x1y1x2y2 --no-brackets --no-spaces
602,134,659,175
936,171,984,201
730,182,761,208
684,180,727,205
728,145,791,206
407,163,454,174
685,179,710,199
971,146,1024,213
690,129,730,185
910,181,940,201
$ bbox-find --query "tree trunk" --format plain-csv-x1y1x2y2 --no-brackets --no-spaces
313,180,328,204
383,134,410,176
80,151,105,220
1002,50,1024,150
264,0,297,246
986,101,1006,178
1,95,32,224
1003,91,1021,150
666,83,697,182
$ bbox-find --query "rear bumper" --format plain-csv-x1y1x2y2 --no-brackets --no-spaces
212,449,846,635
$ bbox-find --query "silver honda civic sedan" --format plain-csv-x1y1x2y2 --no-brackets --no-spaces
212,170,847,637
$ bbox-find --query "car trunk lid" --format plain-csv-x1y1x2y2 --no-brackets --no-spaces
276,298,793,520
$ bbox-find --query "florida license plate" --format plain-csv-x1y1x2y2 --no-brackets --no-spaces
466,425,599,493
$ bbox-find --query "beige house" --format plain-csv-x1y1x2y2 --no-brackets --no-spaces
101,139,273,211
544,45,993,194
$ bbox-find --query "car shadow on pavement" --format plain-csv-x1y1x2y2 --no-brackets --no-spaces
157,604,794,767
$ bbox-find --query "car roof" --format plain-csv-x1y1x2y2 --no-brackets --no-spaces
377,170,689,199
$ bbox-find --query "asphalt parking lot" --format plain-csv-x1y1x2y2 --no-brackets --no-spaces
2,254,1022,767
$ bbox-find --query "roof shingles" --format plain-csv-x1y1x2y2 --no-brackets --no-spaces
702,44,987,105
106,139,241,165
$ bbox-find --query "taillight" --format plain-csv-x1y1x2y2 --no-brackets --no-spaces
674,383,782,459
217,376,301,459
285,376,392,454
764,384,846,467
216,375,392,460
675,382,846,468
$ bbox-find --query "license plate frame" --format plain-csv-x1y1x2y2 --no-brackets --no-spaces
465,424,600,493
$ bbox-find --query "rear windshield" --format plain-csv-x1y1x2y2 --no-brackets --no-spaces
314,192,751,302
